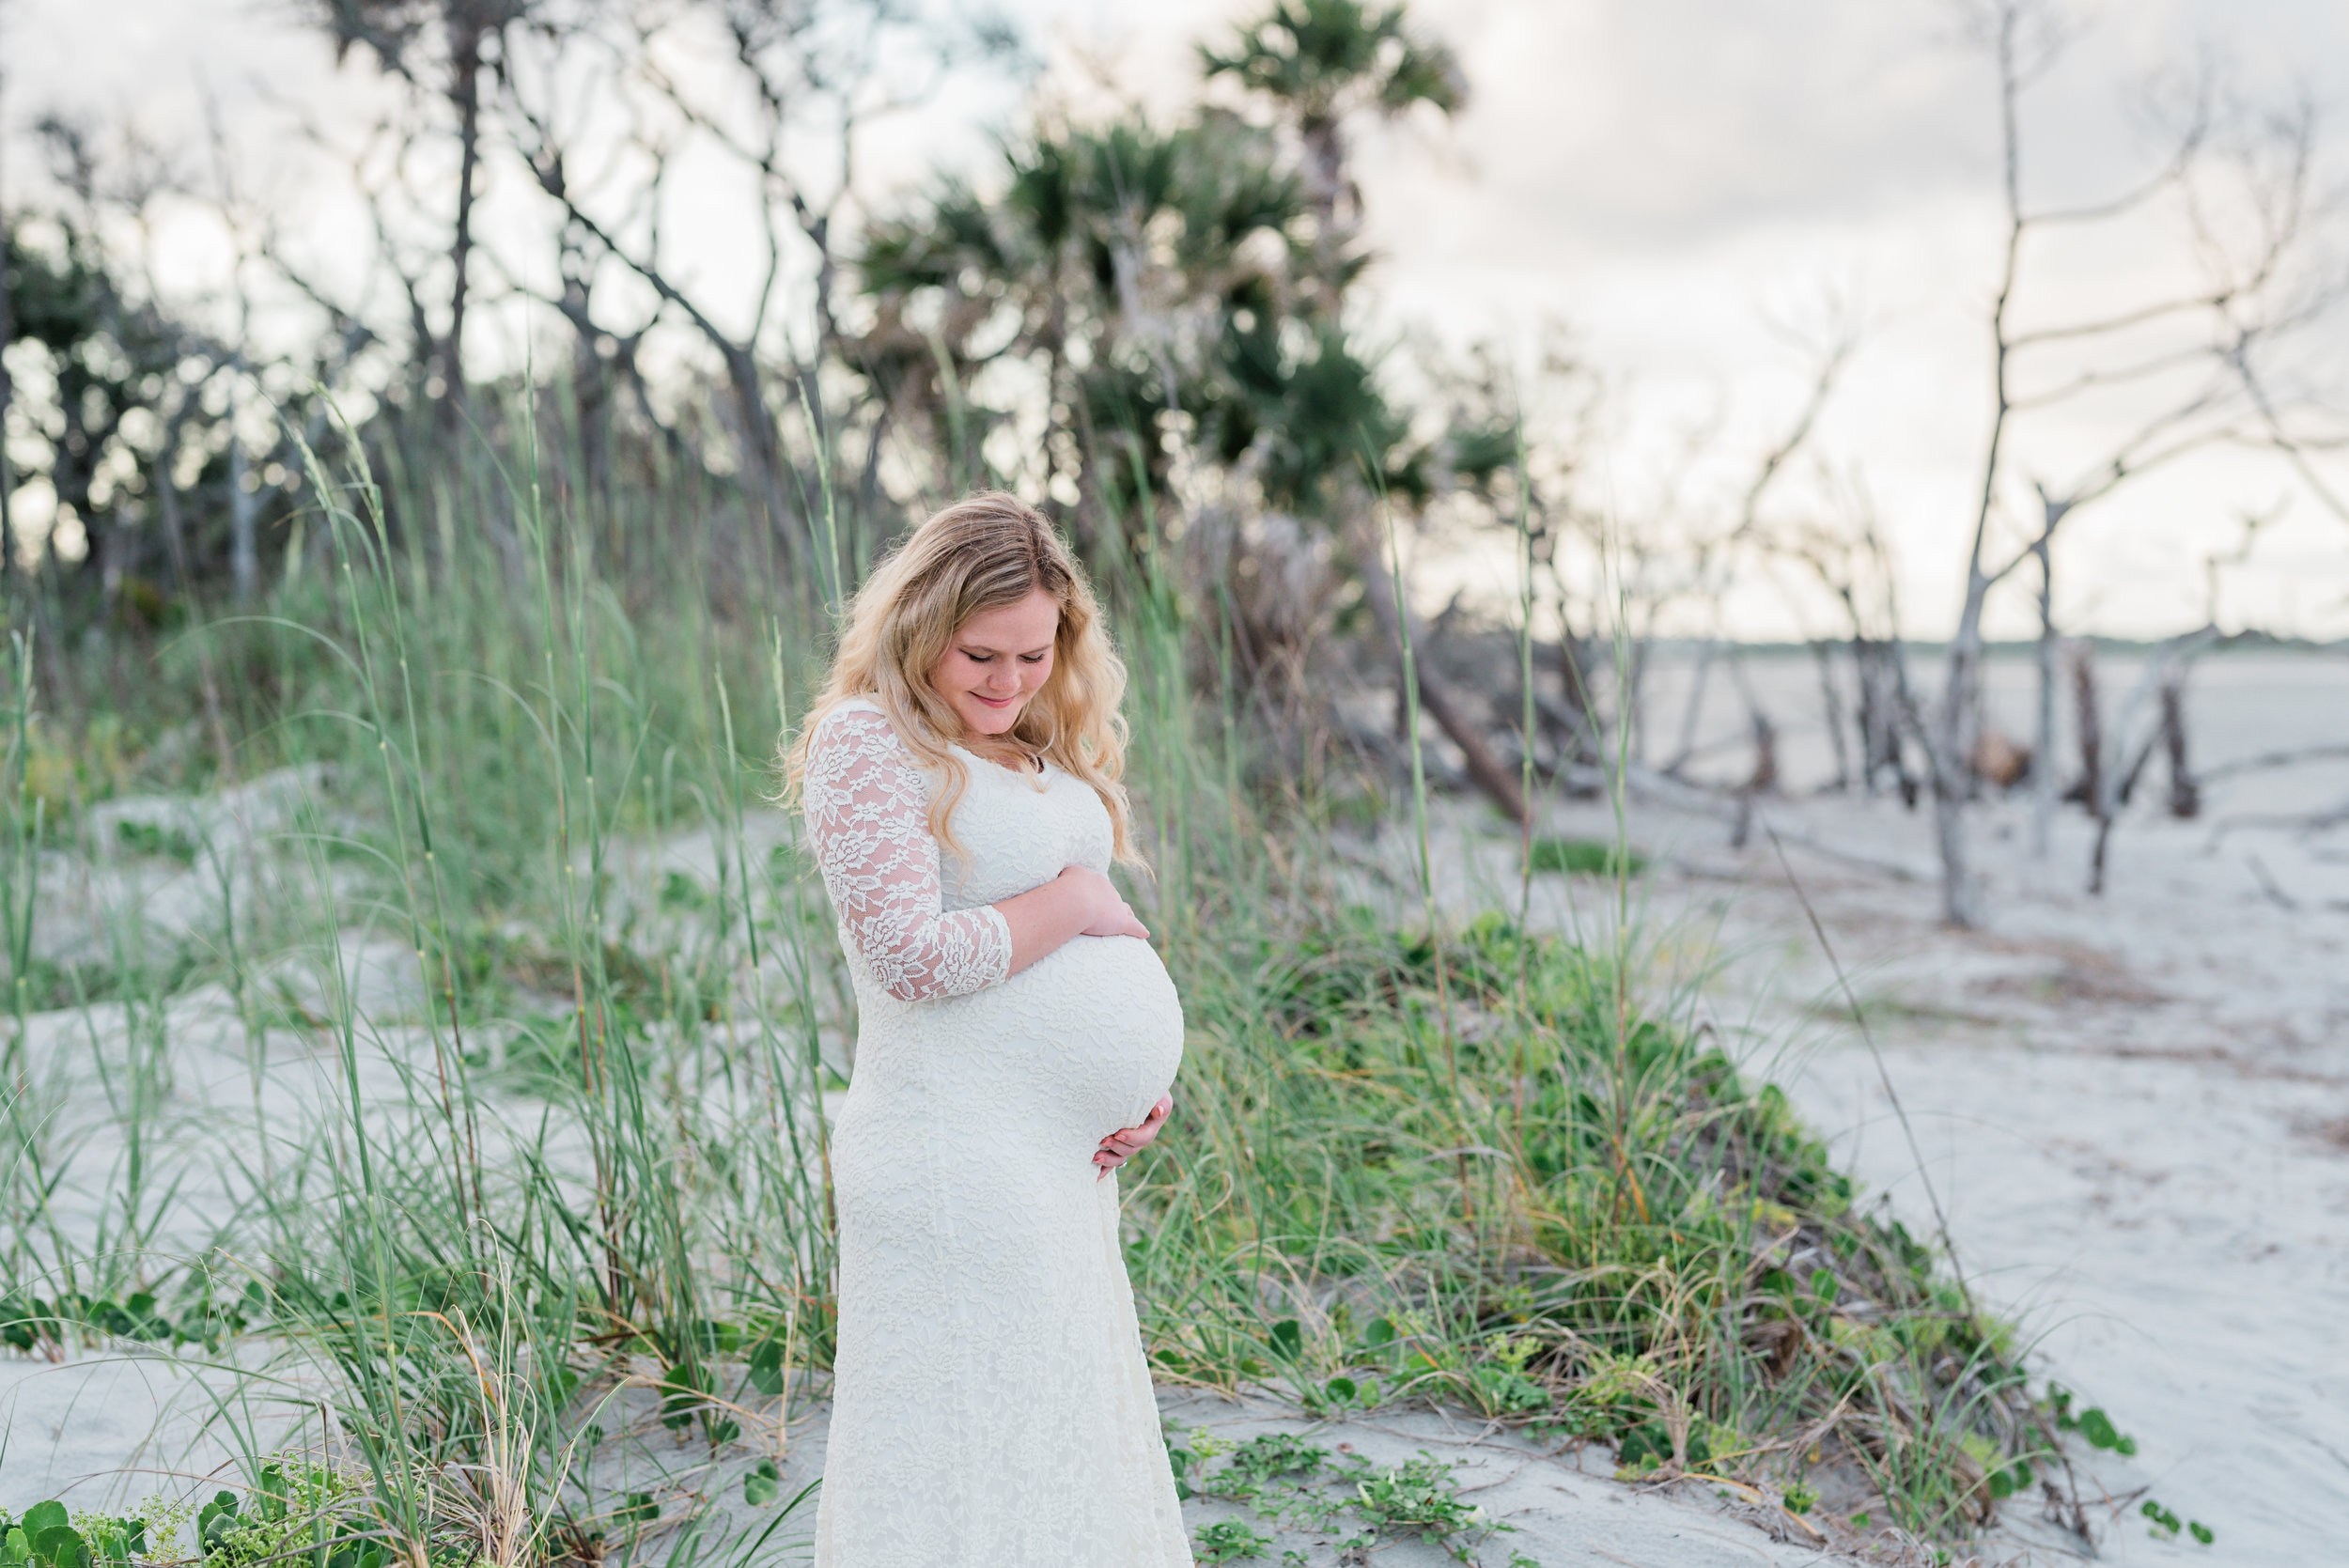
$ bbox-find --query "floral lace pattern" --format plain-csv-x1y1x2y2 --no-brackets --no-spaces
801,697,1192,1567
802,705,1013,1001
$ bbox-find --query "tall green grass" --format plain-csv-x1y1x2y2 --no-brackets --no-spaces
0,401,2051,1564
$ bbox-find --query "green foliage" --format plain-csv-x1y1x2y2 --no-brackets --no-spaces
0,201,336,613
0,1463,391,1568
110,819,198,864
862,111,1426,526
856,0,1501,552
1524,836,1646,877
1351,1454,1485,1533
1167,1436,1509,1562
2047,1384,2139,1456
0,1279,264,1356
2139,1498,2215,1543
1200,0,1466,127
1191,1518,1273,1563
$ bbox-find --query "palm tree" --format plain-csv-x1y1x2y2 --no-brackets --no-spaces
1200,0,1465,286
860,113,1361,531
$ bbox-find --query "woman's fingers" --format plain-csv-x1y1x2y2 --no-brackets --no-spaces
1080,900,1149,940
1099,1095,1172,1151
1096,1092,1175,1174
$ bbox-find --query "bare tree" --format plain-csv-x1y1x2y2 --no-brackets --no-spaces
502,0,1009,588
1929,0,2345,925
303,0,540,428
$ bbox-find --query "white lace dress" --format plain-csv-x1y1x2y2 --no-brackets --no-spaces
801,697,1192,1567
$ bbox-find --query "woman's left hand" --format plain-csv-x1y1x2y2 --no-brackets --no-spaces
1095,1094,1173,1180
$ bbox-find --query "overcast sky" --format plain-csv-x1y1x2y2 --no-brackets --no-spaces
8,0,2349,640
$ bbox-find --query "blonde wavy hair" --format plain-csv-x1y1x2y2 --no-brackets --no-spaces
781,491,1143,868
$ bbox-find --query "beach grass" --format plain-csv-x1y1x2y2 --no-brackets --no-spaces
0,405,2053,1564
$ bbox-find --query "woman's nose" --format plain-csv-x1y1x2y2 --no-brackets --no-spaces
985,665,1019,691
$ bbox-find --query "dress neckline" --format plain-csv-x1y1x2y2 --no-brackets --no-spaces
830,697,1048,780
951,738,1050,779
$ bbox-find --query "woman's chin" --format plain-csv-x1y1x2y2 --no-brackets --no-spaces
958,700,1020,734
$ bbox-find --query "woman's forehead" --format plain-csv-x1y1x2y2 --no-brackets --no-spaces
955,589,1060,647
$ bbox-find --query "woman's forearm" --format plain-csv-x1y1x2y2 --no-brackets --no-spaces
994,865,1146,975
994,871,1097,976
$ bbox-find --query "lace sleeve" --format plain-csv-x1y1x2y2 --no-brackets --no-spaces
802,706,1013,1002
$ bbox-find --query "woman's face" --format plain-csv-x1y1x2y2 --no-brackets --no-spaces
927,585,1060,738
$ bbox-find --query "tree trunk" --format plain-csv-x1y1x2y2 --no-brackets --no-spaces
1931,775,1979,926
2030,538,2057,858
1812,640,1851,791
723,344,798,580
1929,4,2030,929
1856,637,1884,796
1929,613,1988,926
2162,673,2200,819
440,17,486,430
2070,640,2101,815
1746,709,1778,796
228,360,258,605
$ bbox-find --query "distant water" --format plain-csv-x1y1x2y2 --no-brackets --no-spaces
1623,646,2349,820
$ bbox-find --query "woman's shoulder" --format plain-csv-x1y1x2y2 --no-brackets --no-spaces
805,695,892,755
819,694,885,723
808,697,941,776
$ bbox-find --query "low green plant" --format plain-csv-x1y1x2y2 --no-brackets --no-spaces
1207,1433,1330,1501
1344,1452,1511,1562
2047,1383,2138,1455
2139,1498,2213,1545
1191,1518,1273,1563
112,819,198,865
1,1463,381,1568
0,1499,136,1568
1524,836,1645,877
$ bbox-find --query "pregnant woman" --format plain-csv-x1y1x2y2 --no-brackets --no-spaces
786,492,1192,1566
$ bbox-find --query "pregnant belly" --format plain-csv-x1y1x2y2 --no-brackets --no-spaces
993,933,1186,1138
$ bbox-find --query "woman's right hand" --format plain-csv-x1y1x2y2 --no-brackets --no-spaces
1059,865,1149,940
998,864,1148,976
